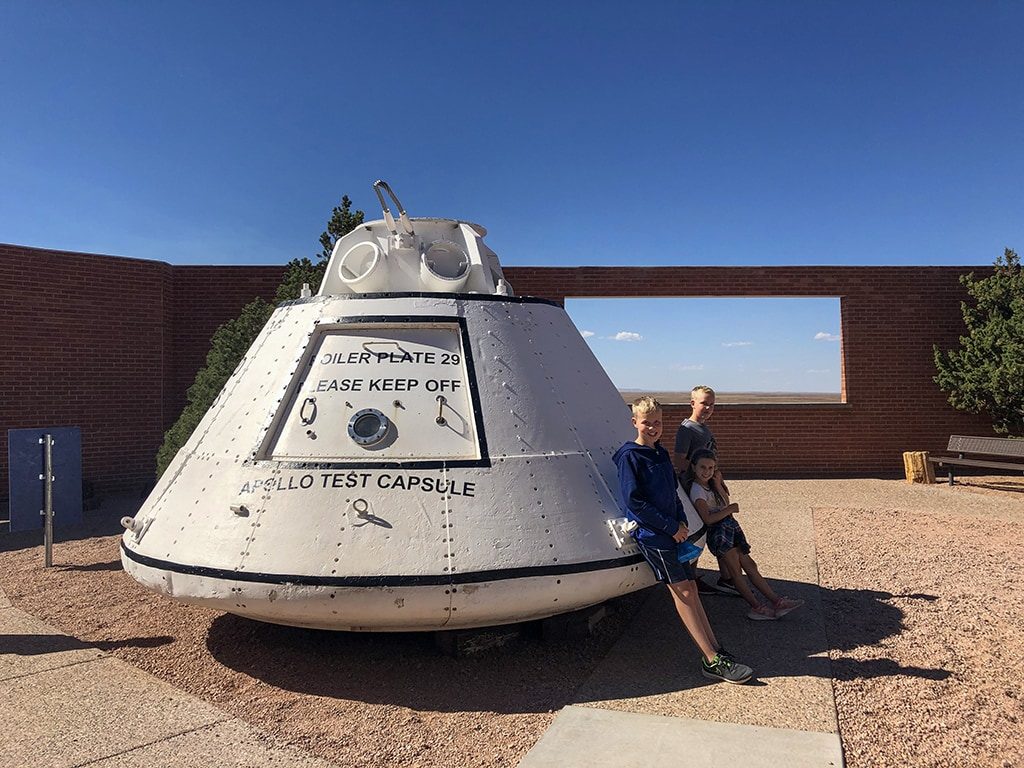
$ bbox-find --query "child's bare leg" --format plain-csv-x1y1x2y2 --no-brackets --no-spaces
738,553,778,604
689,587,718,647
721,548,761,608
715,555,729,581
715,476,730,581
666,581,719,661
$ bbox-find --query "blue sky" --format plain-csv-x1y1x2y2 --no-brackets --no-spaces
567,297,842,393
3,2,1021,392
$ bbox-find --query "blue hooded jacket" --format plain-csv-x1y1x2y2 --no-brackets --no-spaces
612,440,685,549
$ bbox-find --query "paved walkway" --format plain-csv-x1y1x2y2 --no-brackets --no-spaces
6,478,1006,767
0,582,342,767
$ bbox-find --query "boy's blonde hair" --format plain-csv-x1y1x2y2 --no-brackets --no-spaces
691,385,715,398
630,395,662,416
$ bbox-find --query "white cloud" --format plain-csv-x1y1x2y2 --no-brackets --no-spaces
580,330,595,338
806,368,830,374
671,363,705,371
610,331,643,342
721,341,753,347
814,332,840,342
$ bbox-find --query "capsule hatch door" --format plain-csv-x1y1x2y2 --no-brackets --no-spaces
264,321,482,463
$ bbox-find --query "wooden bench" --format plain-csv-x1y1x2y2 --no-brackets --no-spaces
928,435,1024,486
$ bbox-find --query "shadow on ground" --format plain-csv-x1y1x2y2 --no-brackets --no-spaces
56,560,123,572
203,575,947,712
203,592,651,714
2,633,175,655
571,577,949,703
961,479,1024,494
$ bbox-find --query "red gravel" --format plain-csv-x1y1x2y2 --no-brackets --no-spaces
813,479,1023,768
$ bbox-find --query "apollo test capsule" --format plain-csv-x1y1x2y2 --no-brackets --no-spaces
120,181,689,631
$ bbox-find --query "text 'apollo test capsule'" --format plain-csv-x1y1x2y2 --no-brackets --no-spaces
120,181,669,631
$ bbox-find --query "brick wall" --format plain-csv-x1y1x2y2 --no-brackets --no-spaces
0,245,173,496
0,244,994,498
169,266,285,421
0,244,283,497
503,265,994,476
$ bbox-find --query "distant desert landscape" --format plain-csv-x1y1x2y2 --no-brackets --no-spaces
619,390,842,405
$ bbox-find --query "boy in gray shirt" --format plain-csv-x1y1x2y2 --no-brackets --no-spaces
673,385,737,595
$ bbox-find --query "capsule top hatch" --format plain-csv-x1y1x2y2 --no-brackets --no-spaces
321,180,511,297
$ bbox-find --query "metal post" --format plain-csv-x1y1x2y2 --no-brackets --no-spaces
43,434,54,567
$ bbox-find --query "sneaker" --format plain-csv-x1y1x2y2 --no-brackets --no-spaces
715,577,741,596
747,602,777,621
716,646,736,661
772,597,804,618
701,652,753,685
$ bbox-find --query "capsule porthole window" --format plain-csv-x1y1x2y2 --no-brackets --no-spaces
348,408,390,447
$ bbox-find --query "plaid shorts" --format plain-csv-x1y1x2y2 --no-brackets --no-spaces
635,540,697,584
706,517,752,558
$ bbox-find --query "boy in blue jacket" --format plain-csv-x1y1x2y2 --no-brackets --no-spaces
613,396,753,684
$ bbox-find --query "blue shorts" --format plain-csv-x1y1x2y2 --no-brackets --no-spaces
635,540,697,584
707,517,752,558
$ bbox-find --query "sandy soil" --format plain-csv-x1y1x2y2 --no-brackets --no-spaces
2,476,1021,767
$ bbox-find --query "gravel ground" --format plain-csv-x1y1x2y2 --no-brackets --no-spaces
2,476,1021,768
813,477,1023,768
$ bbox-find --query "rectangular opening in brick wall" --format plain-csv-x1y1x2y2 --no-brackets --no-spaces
564,297,843,404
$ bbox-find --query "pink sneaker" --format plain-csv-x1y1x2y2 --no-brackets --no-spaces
747,602,777,621
772,597,804,618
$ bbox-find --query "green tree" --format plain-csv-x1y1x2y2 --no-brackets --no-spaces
155,298,274,476
934,248,1024,436
319,195,364,261
155,196,365,477
274,195,366,303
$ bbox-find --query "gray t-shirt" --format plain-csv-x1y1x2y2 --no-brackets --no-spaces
674,419,717,460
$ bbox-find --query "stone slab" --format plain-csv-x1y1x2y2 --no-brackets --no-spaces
0,606,104,681
518,705,844,768
0,657,228,768
86,718,343,767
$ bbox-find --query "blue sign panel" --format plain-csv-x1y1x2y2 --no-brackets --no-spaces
7,427,83,533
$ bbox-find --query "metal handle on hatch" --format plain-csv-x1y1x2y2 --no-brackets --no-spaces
373,180,415,235
300,397,317,425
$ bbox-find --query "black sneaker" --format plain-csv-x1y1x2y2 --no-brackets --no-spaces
715,578,741,596
701,653,753,685
716,646,736,661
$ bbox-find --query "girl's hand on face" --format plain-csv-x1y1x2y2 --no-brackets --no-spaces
712,469,725,486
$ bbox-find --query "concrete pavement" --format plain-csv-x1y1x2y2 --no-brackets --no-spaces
1,581,342,767
518,706,843,768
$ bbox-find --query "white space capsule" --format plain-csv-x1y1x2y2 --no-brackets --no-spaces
121,182,681,631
